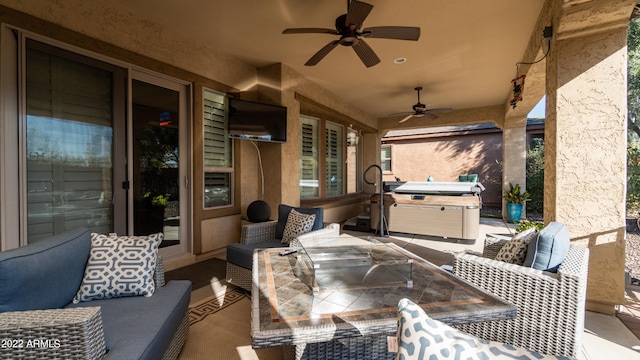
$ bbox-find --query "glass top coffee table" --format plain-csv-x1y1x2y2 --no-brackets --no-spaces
295,236,413,292
251,234,516,359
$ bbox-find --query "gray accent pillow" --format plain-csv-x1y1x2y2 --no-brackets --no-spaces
281,209,316,244
73,233,162,303
523,222,570,272
275,205,324,240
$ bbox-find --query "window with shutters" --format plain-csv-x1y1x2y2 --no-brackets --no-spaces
300,116,319,199
381,145,392,173
325,122,344,196
300,115,361,200
203,89,232,208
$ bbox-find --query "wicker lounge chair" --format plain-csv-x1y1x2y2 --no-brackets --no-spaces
453,233,589,359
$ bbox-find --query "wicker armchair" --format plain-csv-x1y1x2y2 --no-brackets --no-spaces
453,235,589,359
226,222,340,291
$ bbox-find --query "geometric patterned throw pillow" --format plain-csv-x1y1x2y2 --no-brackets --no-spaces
72,233,162,303
281,209,316,245
395,298,569,360
495,228,538,265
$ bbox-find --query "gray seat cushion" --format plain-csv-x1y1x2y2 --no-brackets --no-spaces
0,227,91,312
227,239,283,269
67,280,191,360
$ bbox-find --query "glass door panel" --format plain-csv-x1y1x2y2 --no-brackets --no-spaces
131,77,187,256
25,42,121,243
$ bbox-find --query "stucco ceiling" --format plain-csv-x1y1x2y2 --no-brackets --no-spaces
111,0,546,120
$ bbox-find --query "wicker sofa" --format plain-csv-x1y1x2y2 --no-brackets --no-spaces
453,227,589,359
0,227,192,360
226,205,340,291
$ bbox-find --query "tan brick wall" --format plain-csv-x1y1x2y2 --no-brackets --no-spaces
382,131,503,206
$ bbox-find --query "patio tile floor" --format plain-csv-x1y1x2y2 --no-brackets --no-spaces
617,285,640,340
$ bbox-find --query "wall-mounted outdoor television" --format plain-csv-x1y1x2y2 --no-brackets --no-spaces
227,98,287,143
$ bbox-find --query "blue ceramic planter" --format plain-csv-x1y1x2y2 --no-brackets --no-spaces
506,203,523,223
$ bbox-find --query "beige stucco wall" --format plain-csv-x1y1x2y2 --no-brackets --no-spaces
545,0,632,314
0,0,258,91
502,120,528,217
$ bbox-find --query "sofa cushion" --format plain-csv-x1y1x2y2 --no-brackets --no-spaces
495,228,537,265
227,239,283,269
73,233,162,303
0,227,91,312
523,222,570,272
275,205,323,240
395,298,568,360
67,280,191,360
281,209,316,245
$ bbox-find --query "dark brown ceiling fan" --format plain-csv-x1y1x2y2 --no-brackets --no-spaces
282,0,420,68
398,87,453,123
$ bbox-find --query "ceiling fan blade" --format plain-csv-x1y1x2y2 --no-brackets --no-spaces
346,0,373,29
398,114,414,123
428,108,454,113
283,28,339,35
424,112,439,120
361,26,421,41
305,40,340,66
352,39,380,67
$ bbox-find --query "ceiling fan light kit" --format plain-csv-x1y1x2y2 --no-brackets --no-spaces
282,0,420,67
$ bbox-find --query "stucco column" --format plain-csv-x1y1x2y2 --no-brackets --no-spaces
502,118,528,221
545,16,628,314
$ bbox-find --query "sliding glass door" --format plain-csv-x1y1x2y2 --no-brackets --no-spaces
17,39,190,258
24,40,127,243
130,71,190,258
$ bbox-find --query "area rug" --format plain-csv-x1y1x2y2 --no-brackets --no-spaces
179,290,285,360
188,287,245,326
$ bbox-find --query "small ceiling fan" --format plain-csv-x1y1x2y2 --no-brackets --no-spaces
398,87,453,123
282,0,420,68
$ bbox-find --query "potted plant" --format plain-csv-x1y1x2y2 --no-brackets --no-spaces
134,192,169,234
503,182,530,223
515,219,543,234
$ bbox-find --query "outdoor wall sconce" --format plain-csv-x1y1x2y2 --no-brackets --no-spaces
510,26,552,109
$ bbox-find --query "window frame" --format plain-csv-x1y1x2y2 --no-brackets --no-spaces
381,144,393,173
325,120,345,197
202,88,234,209
299,114,363,202
300,115,320,199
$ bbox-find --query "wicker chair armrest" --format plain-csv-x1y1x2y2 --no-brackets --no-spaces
155,255,165,287
454,252,561,292
289,223,340,248
483,236,510,259
557,244,590,282
0,306,106,360
454,245,588,306
240,221,278,244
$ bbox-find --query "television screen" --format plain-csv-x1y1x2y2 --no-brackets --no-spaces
227,98,287,143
